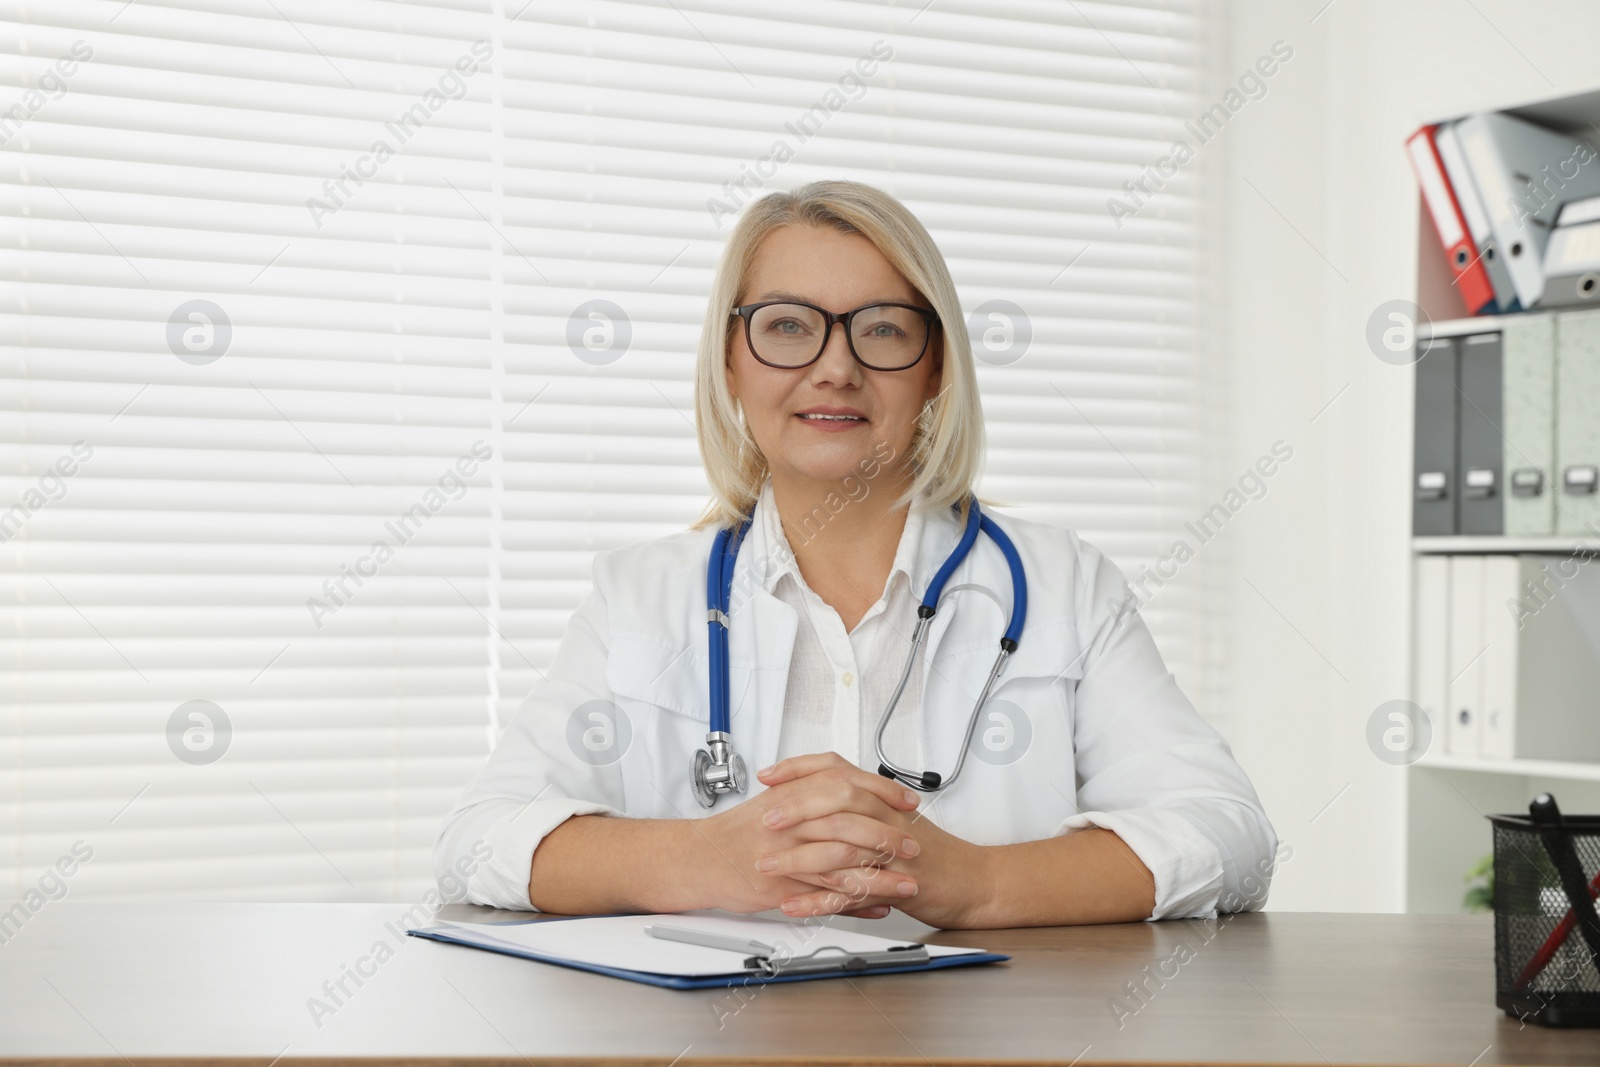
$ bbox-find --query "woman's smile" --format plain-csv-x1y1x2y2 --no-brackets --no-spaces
795,405,869,431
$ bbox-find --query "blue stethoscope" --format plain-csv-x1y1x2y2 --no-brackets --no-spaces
692,495,1027,808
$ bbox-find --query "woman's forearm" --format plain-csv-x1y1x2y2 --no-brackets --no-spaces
966,827,1156,928
528,815,1158,926
527,814,709,914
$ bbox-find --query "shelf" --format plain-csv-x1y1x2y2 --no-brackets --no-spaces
1414,752,1600,782
1413,535,1596,554
1419,306,1600,339
1423,85,1600,139
1419,315,1526,339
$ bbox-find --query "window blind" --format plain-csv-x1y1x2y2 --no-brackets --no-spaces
0,0,1208,902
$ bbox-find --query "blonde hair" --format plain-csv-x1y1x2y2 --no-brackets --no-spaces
691,180,984,530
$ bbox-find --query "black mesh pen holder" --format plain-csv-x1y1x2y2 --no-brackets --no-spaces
1489,794,1600,1028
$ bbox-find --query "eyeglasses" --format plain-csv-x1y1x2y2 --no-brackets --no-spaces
730,300,939,371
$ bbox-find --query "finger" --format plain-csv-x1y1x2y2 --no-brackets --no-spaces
760,758,923,814
775,864,912,896
782,811,920,860
756,751,852,784
839,905,892,919
762,773,919,831
822,865,918,900
782,890,899,918
784,869,855,892
782,865,907,896
781,873,914,917
768,759,923,813
755,839,904,879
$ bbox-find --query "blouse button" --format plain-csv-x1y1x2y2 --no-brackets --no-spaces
842,671,855,688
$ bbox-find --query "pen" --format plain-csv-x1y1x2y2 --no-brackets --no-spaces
1515,866,1600,989
644,923,777,956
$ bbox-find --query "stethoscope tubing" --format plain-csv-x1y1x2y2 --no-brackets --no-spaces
696,495,1025,803
874,506,1025,791
706,519,749,737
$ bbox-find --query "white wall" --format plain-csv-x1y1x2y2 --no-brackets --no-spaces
1212,0,1600,911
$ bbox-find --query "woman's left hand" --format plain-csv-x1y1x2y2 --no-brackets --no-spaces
754,752,991,928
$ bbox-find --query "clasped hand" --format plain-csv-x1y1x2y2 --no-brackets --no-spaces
699,751,984,927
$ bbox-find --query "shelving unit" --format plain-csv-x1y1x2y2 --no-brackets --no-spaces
1403,86,1600,914
1419,316,1507,340
1405,762,1600,914
1415,752,1600,782
1412,535,1595,554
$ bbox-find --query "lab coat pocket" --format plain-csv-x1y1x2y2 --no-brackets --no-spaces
598,632,715,818
605,631,706,720
992,617,1086,743
605,630,757,719
929,618,1083,842
923,619,1080,760
1000,617,1087,686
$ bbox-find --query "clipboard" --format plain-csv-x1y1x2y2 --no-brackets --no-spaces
407,913,1010,990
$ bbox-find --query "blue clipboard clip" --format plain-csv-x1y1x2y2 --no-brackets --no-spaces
746,942,930,977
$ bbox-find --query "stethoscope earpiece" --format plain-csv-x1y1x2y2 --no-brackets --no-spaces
878,764,942,792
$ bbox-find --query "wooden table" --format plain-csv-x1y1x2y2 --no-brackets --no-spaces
0,903,1596,1065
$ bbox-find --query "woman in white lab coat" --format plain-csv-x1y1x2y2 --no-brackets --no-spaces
434,180,1280,928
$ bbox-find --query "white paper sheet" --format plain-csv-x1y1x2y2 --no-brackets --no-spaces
428,911,986,977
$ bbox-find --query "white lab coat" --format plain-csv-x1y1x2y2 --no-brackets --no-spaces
434,492,1279,921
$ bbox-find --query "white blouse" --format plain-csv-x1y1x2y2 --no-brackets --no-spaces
759,479,930,773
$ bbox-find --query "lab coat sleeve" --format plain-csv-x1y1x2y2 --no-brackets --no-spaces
1054,536,1280,921
431,554,628,911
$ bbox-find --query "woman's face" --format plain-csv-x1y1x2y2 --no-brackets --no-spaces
726,224,942,492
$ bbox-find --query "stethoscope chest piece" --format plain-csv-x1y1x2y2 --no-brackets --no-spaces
691,730,746,809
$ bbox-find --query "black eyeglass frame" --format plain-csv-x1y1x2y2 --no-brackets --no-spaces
729,300,941,371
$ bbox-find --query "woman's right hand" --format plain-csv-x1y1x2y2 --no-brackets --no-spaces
690,757,923,916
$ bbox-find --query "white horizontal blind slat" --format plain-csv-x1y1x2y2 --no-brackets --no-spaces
1,0,1209,901
3,0,502,899
486,0,1204,735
